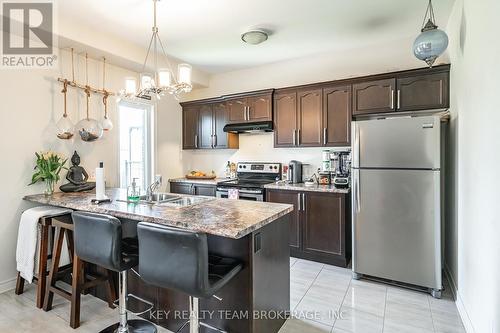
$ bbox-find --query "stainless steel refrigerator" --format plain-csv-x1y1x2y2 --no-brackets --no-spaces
351,114,445,298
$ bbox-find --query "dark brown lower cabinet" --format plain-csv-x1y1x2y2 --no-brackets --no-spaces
170,182,216,197
267,189,351,267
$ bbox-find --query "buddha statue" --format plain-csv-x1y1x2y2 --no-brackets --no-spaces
59,151,96,192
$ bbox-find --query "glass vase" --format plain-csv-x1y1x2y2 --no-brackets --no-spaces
44,179,55,196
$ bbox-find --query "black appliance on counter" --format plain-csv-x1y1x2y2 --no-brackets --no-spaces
333,151,350,187
216,162,281,201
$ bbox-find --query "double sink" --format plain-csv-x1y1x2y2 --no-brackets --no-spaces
138,193,212,207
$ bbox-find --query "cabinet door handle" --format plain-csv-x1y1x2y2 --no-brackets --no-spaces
323,128,327,145
214,134,217,148
292,129,296,146
397,89,401,109
390,89,395,109
211,135,214,148
302,193,306,211
194,134,198,148
247,106,250,121
297,129,301,146
297,193,301,211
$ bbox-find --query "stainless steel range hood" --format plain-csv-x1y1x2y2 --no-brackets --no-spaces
223,121,273,133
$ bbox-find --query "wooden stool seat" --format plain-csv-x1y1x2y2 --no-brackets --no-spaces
42,215,117,329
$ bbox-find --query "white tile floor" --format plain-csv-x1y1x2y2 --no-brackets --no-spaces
282,258,465,333
0,258,465,333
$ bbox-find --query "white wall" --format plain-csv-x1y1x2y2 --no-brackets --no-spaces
0,48,140,290
176,36,447,178
446,0,500,331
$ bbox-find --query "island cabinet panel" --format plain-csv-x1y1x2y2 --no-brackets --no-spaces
198,104,214,149
297,88,323,147
182,106,199,149
396,72,449,111
273,91,297,147
267,189,350,267
353,78,397,115
323,84,351,146
226,98,247,123
266,189,301,250
247,94,272,122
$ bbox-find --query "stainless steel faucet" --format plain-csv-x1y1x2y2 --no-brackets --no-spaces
146,175,162,199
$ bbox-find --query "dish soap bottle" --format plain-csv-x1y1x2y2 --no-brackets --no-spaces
127,178,140,202
225,161,231,178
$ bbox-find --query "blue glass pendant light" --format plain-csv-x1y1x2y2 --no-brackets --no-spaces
413,0,449,67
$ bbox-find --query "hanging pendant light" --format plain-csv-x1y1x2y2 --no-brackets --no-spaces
76,53,103,142
56,48,76,140
56,79,74,139
413,0,449,67
118,0,192,101
100,57,113,131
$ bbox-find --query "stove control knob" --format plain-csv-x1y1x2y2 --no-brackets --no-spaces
239,165,242,169
243,165,247,169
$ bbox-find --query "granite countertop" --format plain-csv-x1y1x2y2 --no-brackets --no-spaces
23,189,293,239
169,177,233,185
264,182,350,194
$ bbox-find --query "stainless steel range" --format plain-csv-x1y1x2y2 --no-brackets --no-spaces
216,162,281,201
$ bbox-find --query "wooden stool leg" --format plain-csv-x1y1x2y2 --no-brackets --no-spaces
70,255,83,329
43,226,64,311
105,270,117,309
15,272,25,295
65,229,74,263
37,223,50,309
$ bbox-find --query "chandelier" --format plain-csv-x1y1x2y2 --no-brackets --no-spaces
120,0,192,101
412,0,449,67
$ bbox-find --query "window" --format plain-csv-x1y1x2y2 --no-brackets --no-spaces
118,102,154,193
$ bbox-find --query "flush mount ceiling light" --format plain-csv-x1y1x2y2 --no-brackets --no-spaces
119,0,192,101
241,30,268,45
413,0,449,67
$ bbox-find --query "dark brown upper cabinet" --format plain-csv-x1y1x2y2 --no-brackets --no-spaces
181,102,238,150
297,88,323,147
396,72,449,111
226,98,247,123
248,95,272,122
353,78,397,115
226,91,273,124
198,104,214,149
182,106,199,149
323,84,351,146
274,90,297,147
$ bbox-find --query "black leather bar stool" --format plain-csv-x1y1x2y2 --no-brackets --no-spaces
72,212,157,333
137,222,243,333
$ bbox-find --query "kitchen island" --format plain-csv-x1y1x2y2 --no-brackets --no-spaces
24,189,293,333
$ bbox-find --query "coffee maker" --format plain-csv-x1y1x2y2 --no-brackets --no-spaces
332,152,350,187
287,160,303,183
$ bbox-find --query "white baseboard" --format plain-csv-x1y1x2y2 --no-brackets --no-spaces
456,291,476,333
444,263,458,300
0,277,17,294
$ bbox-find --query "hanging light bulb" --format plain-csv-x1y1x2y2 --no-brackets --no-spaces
158,69,172,88
125,77,137,95
56,79,74,139
413,0,448,67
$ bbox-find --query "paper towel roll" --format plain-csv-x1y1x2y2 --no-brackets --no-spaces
95,162,107,200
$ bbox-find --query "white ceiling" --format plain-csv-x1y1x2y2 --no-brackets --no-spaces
58,0,455,74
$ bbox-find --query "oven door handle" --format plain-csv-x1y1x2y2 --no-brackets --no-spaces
216,188,263,195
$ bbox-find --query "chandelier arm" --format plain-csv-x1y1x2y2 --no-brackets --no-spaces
157,33,179,85
142,33,156,73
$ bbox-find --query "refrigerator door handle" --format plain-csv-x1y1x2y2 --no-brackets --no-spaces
353,169,361,213
352,122,360,168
